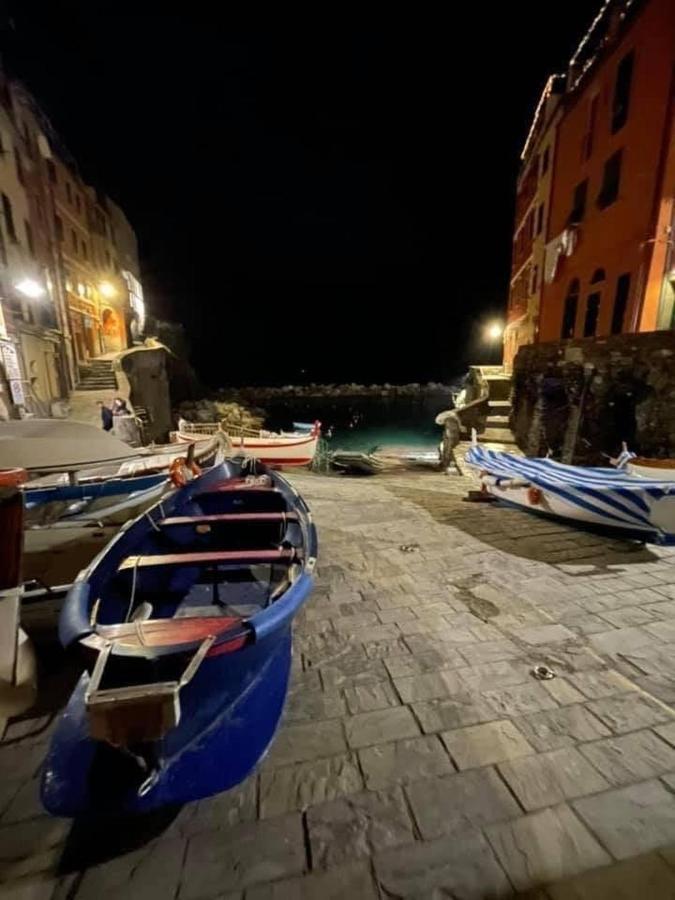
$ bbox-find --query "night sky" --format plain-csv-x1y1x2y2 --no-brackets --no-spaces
4,5,597,387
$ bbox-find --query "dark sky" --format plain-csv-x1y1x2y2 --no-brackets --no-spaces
4,5,597,387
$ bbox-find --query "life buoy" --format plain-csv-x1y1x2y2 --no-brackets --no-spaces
527,486,543,505
169,457,202,487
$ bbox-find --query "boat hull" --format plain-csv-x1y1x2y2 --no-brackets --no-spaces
627,460,675,482
42,627,292,816
175,427,319,467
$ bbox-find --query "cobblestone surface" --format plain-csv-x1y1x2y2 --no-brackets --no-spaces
5,446,675,897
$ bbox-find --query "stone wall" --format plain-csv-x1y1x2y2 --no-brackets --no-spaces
120,344,202,442
512,331,675,464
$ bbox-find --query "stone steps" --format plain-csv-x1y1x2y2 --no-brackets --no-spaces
76,359,117,391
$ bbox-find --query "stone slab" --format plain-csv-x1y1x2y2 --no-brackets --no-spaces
393,670,462,703
342,682,399,714
180,813,305,898
514,705,612,752
406,766,521,839
266,719,346,768
566,670,638,699
498,747,610,811
306,787,414,869
412,693,499,733
246,861,378,899
586,694,674,734
574,779,675,859
374,828,511,899
486,804,611,891
344,706,419,749
589,627,655,656
383,648,464,677
482,683,560,717
580,730,675,786
441,719,534,769
511,624,576,645
358,735,454,790
259,754,363,818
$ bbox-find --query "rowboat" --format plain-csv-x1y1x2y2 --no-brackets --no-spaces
41,458,317,815
175,420,321,467
466,442,675,544
25,471,170,526
0,468,37,716
1,419,226,485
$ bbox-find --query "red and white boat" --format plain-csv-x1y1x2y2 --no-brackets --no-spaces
174,420,321,468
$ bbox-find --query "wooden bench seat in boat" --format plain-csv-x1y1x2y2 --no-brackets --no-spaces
118,548,298,571
158,512,298,527
97,615,245,649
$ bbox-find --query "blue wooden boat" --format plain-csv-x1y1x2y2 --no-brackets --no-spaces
41,459,317,816
25,472,167,518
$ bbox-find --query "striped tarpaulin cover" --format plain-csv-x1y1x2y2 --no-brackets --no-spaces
465,444,675,535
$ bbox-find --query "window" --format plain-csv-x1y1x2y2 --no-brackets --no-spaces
14,147,24,185
590,268,606,284
81,240,88,260
584,292,601,337
541,146,550,175
611,273,631,334
536,203,544,236
531,265,539,294
597,150,622,209
561,279,580,339
582,95,598,160
54,214,63,241
612,51,634,133
47,160,57,184
2,193,17,242
76,195,81,214
570,179,588,224
71,228,77,251
24,220,34,257
66,182,72,203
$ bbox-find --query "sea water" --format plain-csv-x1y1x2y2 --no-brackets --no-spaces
264,392,455,453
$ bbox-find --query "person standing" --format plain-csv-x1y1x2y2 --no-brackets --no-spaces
97,400,113,432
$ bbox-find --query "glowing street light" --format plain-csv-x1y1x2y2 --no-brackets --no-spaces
14,278,46,299
99,281,116,299
485,320,504,342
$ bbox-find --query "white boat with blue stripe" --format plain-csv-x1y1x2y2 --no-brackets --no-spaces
466,440,675,545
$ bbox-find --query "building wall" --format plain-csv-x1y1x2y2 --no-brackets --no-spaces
504,89,561,371
539,0,675,343
0,70,144,417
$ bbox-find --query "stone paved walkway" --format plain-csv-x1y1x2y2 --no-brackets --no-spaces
5,448,675,897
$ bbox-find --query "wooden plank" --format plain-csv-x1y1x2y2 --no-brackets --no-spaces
159,512,297,526
118,548,297,570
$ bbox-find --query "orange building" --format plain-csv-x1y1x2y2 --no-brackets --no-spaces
505,0,675,366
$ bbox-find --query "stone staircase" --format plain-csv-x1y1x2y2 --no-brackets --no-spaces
76,359,117,391
481,370,516,444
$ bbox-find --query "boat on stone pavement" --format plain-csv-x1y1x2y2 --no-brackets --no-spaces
174,419,321,467
466,440,675,544
41,457,317,816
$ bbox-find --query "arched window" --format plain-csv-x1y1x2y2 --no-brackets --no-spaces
590,268,606,284
561,279,580,339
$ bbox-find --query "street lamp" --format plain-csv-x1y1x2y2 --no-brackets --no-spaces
99,281,116,299
484,320,504,342
14,278,46,299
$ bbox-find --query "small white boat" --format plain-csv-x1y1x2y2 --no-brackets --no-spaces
466,441,675,544
174,420,320,467
626,458,675,482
